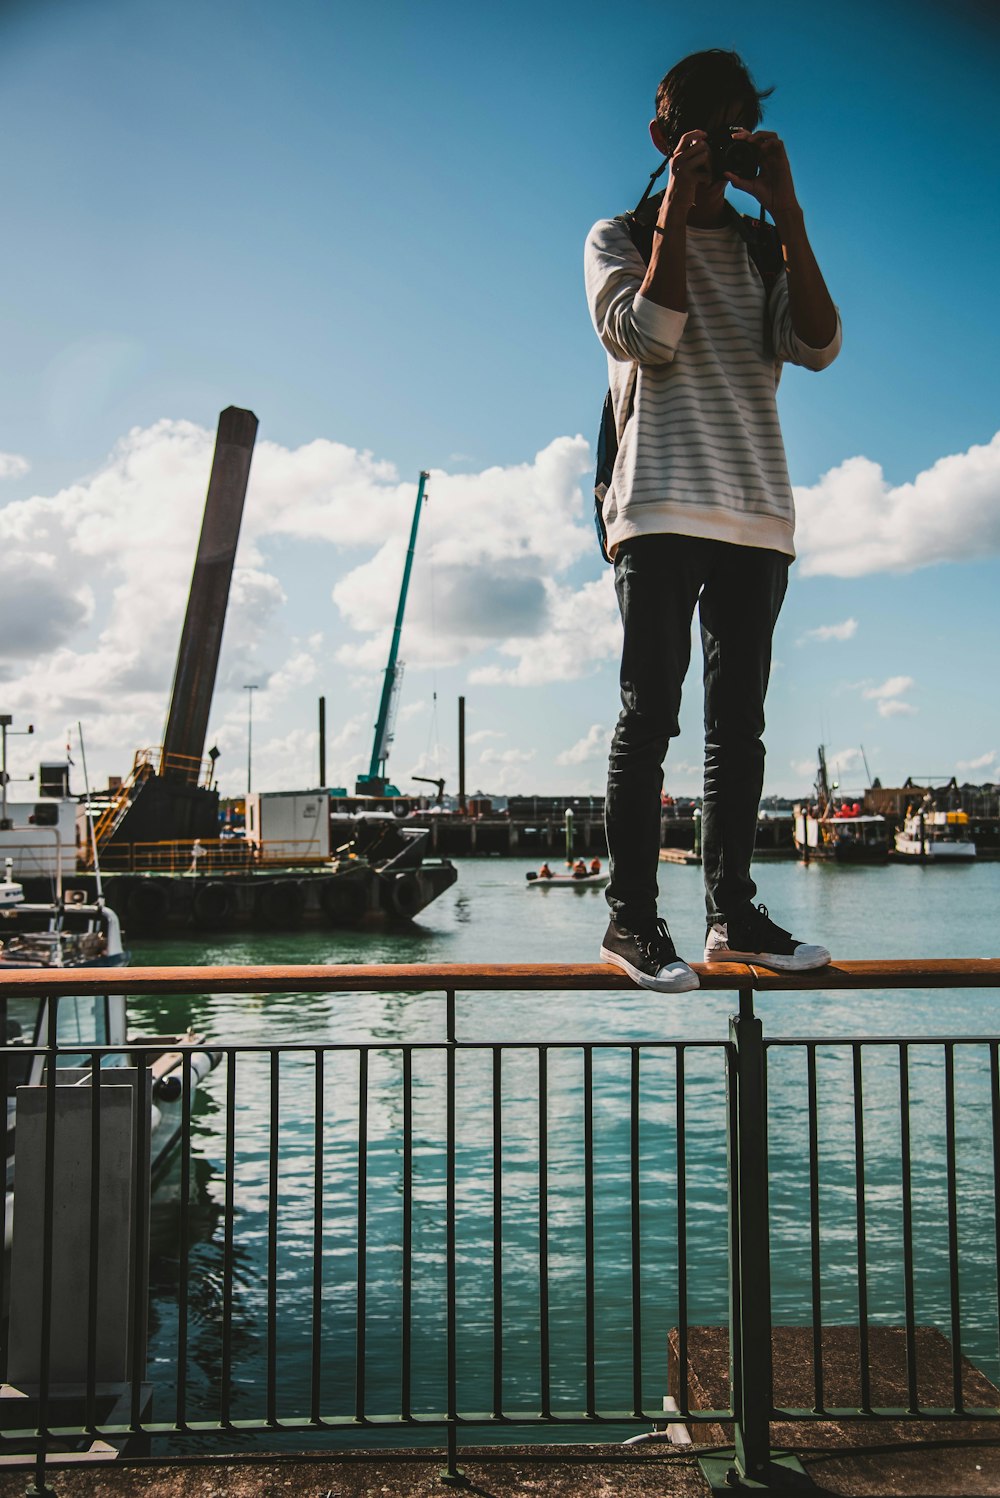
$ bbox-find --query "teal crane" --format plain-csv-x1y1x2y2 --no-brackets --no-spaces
355,470,429,798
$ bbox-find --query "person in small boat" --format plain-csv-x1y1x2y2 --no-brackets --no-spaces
590,857,603,874
573,859,589,878
538,862,553,879
587,48,839,992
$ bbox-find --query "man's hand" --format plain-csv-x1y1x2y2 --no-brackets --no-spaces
665,129,711,215
727,128,837,349
726,129,801,225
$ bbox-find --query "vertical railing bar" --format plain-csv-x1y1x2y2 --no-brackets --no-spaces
630,1045,642,1417
130,1047,149,1433
806,1043,824,1413
401,1046,413,1422
220,1051,237,1427
676,1046,689,1418
0,1006,7,1381
0,1032,7,1402
584,1046,596,1420
266,1051,280,1427
85,1045,102,1436
445,993,460,1475
899,1042,919,1412
729,988,773,1479
355,1048,369,1423
726,1034,743,1430
446,994,458,1438
491,1045,503,1420
991,1043,1000,1390
175,1049,193,1431
852,1044,871,1413
944,1041,963,1412
35,998,59,1494
538,1045,551,1420
310,1047,324,1425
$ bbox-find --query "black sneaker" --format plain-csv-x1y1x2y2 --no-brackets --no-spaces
600,917,700,993
703,903,830,972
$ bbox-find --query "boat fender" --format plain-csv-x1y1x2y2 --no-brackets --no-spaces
321,877,368,923
192,880,236,929
256,879,306,928
155,1073,182,1103
126,879,169,930
387,872,422,919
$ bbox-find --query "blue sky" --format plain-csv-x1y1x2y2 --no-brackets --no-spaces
0,0,998,801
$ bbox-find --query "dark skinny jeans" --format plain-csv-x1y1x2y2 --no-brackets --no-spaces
605,533,789,930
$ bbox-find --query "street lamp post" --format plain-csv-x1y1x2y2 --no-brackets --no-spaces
243,685,259,799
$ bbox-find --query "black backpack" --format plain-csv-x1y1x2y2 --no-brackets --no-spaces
593,197,784,562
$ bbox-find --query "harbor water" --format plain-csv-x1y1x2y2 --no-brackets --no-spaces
129,857,1000,1451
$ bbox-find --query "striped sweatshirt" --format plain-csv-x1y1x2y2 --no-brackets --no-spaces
584,212,842,558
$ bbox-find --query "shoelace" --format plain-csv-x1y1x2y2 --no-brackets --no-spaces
635,917,677,964
746,903,791,942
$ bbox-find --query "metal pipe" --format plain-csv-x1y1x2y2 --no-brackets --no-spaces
458,696,466,814
162,408,258,781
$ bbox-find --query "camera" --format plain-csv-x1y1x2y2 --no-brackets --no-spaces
706,126,760,183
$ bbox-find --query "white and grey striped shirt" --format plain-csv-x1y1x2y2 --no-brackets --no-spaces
584,214,842,559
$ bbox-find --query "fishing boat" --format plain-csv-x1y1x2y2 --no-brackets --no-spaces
0,861,218,1247
793,747,891,863
894,809,977,861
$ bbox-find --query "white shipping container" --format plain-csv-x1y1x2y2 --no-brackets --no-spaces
244,790,330,864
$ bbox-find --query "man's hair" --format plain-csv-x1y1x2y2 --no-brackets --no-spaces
655,49,774,153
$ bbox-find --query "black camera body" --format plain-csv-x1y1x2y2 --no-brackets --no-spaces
706,126,760,183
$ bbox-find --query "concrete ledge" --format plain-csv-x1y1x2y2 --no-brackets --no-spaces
0,1445,712,1497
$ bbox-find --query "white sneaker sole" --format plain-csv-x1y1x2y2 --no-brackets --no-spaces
703,944,831,972
600,945,700,993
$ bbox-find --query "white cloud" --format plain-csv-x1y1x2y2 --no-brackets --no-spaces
330,434,594,674
469,573,620,687
467,728,505,745
477,746,536,767
863,675,914,701
0,452,29,480
556,723,609,766
0,419,600,788
860,676,917,719
795,431,1000,577
958,751,998,773
797,617,857,644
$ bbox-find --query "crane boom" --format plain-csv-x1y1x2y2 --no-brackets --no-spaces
356,470,429,796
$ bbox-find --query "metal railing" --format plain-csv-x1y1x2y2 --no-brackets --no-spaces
92,837,331,873
1,959,999,1491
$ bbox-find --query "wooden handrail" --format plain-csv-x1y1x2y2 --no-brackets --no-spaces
0,958,998,996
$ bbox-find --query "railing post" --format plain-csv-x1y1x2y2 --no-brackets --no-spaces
729,985,773,1479
700,984,808,1494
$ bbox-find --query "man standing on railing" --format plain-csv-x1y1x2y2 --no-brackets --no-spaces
586,49,840,992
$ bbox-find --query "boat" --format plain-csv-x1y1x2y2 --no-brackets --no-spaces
894,809,976,861
0,861,218,1246
793,747,890,863
794,809,891,863
526,869,609,889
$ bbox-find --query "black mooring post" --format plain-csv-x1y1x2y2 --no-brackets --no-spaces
318,696,326,787
162,407,258,780
458,697,466,815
